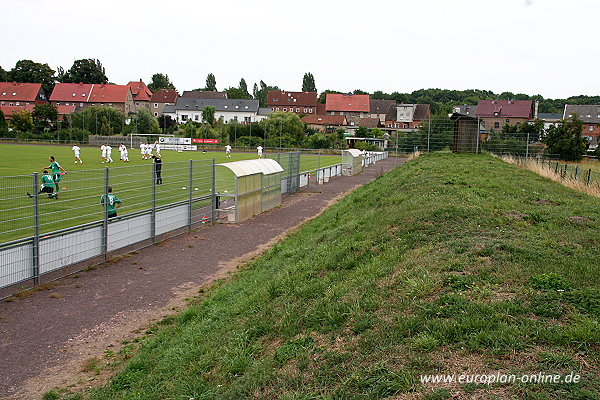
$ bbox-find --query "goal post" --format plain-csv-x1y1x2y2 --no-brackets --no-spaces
129,133,174,150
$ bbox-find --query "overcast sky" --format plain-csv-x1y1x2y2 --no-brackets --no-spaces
1,0,596,99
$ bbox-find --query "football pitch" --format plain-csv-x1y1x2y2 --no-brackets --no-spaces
0,144,342,244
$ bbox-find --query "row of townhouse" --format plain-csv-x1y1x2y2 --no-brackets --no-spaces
453,100,599,150
266,91,431,132
0,80,182,119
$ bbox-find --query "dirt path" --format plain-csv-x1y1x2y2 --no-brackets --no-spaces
0,158,402,399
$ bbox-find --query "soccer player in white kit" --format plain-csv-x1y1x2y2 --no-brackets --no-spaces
154,141,161,157
140,142,145,159
106,145,114,163
72,144,82,164
101,144,107,163
119,144,129,162
225,144,232,157
257,145,263,159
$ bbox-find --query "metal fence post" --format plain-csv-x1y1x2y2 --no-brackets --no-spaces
575,165,579,181
188,160,193,230
476,117,480,154
211,159,216,222
102,167,109,260
32,173,40,284
427,117,431,153
587,169,592,185
151,163,156,244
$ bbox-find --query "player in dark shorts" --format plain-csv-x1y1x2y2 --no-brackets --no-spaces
27,170,57,199
152,155,163,185
43,156,67,199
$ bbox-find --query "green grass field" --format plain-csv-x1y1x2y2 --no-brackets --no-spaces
52,153,598,400
0,144,341,243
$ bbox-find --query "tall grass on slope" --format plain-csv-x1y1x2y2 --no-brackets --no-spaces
81,153,599,400
499,154,600,199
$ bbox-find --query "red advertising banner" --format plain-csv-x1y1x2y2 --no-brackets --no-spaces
191,138,220,144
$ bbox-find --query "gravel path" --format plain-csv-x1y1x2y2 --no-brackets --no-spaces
0,158,402,399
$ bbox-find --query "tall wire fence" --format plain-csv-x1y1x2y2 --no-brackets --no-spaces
0,160,215,293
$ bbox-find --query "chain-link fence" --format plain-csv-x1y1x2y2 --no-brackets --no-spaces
0,160,215,291
385,116,549,157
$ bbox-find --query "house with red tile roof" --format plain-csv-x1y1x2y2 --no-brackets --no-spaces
476,99,533,131
325,94,370,119
301,114,346,132
50,83,135,114
267,91,317,115
127,80,153,112
150,89,179,117
0,82,48,107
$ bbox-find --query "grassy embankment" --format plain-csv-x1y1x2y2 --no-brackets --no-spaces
61,153,599,399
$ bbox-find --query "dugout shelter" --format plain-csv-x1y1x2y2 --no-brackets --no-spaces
342,149,364,176
216,159,284,223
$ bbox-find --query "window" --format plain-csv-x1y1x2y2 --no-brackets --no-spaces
272,107,274,111
273,98,278,102
194,114,199,121
296,108,299,112
283,108,287,112
494,122,500,129
136,102,139,106
339,112,343,116
506,119,510,124
80,103,83,107
181,114,188,121
1,102,4,106
154,112,158,117
309,108,312,113
276,107,279,111
303,108,307,113
154,103,158,108
590,125,594,131
9,102,13,106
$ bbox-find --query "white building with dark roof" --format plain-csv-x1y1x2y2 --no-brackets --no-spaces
165,98,260,124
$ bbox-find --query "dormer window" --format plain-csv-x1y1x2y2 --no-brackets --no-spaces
73,93,76,97
273,98,278,102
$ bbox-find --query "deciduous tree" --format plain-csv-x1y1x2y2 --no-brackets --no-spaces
543,115,586,161
0,108,8,134
9,109,34,133
32,103,59,132
8,60,56,95
60,59,108,84
0,66,8,82
202,106,216,126
148,73,176,92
